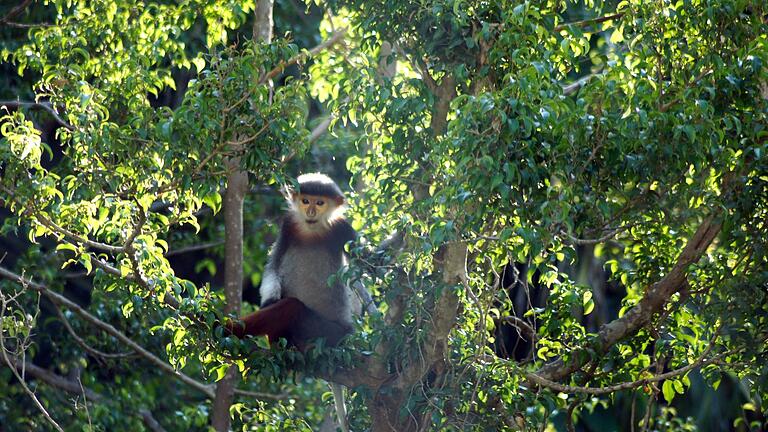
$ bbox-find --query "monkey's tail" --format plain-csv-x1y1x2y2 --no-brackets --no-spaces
331,383,349,432
225,297,306,342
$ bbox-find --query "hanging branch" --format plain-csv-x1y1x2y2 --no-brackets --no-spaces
0,101,73,130
259,29,348,84
527,331,722,395
6,356,168,432
0,266,215,398
553,13,625,32
0,287,64,432
535,211,723,381
52,303,135,360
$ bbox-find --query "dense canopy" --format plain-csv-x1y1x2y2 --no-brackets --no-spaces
1,0,767,431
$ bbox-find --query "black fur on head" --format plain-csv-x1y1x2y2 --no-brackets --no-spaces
294,173,344,199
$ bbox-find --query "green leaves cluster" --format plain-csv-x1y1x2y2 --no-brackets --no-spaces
311,0,768,429
1,0,320,429
1,0,768,430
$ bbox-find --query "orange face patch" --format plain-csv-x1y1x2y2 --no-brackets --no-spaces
294,193,333,223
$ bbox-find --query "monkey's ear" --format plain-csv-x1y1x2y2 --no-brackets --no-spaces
333,196,345,206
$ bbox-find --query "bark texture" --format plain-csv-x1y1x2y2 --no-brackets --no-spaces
210,2,273,429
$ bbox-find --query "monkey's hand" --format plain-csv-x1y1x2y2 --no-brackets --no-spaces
222,317,247,338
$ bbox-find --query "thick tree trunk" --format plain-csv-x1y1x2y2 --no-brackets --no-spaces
366,74,461,432
210,2,273,430
210,166,248,431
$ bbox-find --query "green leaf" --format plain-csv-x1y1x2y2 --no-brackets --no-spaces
56,243,78,253
662,380,675,404
192,56,205,72
214,364,229,382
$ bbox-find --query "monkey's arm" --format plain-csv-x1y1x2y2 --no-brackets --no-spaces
259,261,281,308
260,220,292,307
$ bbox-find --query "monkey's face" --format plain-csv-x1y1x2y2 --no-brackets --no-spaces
292,193,343,232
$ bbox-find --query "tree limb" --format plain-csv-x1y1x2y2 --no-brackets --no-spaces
0,266,216,398
0,0,33,25
527,332,720,394
52,302,135,359
165,240,225,257
5,356,169,432
553,13,625,32
259,29,347,84
500,316,536,342
0,290,64,432
535,212,722,381
0,100,74,130
561,225,628,245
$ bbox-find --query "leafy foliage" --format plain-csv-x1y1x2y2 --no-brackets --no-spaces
1,0,768,431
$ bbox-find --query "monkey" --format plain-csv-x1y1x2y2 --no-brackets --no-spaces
225,173,358,432
226,172,359,350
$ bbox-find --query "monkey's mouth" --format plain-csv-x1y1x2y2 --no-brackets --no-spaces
306,220,318,224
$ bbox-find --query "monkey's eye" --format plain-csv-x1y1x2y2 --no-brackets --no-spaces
316,200,325,206
302,198,310,205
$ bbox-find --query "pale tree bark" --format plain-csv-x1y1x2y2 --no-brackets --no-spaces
210,2,273,430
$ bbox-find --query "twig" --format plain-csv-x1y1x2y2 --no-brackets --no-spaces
7,356,103,402
309,116,334,143
233,388,289,400
0,288,65,432
535,210,723,381
52,303,135,360
225,118,275,147
139,409,168,432
500,316,536,342
6,356,168,432
527,334,720,395
0,266,215,398
565,399,579,432
0,0,32,24
2,21,51,28
561,225,628,245
77,377,94,430
0,100,73,130
659,69,713,112
259,29,347,84
0,186,124,254
553,13,625,32
36,211,124,253
562,73,598,96
165,240,225,257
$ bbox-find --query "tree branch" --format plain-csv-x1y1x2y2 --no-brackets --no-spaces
535,212,722,381
562,73,598,96
165,240,225,257
0,100,73,130
0,0,33,25
52,303,135,359
561,225,628,245
309,115,334,143
5,356,169,432
527,332,720,395
0,266,216,398
553,13,625,32
0,290,64,432
500,316,536,342
259,29,347,84
0,184,123,253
